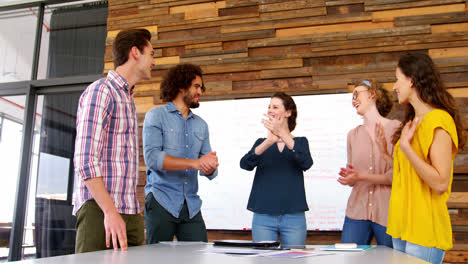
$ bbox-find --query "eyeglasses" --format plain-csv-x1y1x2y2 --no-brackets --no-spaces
352,86,369,100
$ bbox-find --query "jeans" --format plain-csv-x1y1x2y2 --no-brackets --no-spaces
392,238,445,264
341,216,393,248
252,212,306,248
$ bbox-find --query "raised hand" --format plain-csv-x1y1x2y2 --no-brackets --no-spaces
267,128,279,143
262,113,289,138
400,117,419,151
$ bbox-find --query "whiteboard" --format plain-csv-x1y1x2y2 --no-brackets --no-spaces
194,93,363,230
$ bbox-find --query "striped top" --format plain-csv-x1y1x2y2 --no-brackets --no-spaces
73,70,140,215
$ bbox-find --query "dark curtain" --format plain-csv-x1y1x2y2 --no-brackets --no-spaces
47,1,108,78
35,1,107,258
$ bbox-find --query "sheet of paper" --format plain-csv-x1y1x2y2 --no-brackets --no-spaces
261,251,335,258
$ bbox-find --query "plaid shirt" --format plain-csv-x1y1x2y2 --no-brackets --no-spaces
73,70,140,215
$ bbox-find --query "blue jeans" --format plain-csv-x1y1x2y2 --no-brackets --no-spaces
341,216,393,248
392,238,445,264
252,212,306,248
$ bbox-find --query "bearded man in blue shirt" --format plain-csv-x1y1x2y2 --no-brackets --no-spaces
143,63,219,243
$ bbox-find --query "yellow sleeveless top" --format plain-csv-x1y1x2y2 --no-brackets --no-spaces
387,109,458,251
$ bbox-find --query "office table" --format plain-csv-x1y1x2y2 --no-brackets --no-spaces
16,243,428,263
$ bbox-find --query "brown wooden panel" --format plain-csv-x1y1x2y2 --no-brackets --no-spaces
451,208,468,225
186,42,222,49
260,7,326,21
296,40,468,59
260,0,325,13
306,51,412,68
184,8,220,20
249,44,312,57
435,56,468,68
218,5,259,16
248,32,349,48
232,77,314,91
145,0,219,8
108,7,169,22
107,13,185,31
225,0,260,8
205,81,233,92
430,47,468,59
455,153,468,174
185,46,223,54
365,0,466,11
261,67,314,79
326,3,364,15
200,88,348,101
169,2,225,15
432,22,468,34
157,14,259,32
203,71,261,82
109,7,139,17
371,3,466,22
108,1,146,11
327,0,364,5
394,11,468,26
449,88,468,98
150,69,169,81
223,40,247,51
158,26,220,40
444,250,468,263
442,72,468,88
151,29,275,48
276,21,393,37
162,46,186,57
448,192,468,209
200,58,303,74
225,12,372,34
180,51,248,63
453,175,468,192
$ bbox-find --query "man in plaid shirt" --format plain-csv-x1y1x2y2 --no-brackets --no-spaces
73,28,155,253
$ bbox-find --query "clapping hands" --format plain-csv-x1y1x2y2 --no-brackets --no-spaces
262,113,289,141
338,164,360,186
198,151,219,175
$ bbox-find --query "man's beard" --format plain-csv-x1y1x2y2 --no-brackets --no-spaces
183,91,199,108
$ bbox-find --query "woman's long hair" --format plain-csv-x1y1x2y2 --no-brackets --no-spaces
392,53,465,150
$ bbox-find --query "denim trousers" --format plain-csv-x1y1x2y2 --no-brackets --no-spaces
341,216,393,248
392,237,445,264
252,212,306,248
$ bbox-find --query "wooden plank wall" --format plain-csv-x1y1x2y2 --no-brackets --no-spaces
106,1,468,262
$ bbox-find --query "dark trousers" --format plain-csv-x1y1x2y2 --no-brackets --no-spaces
144,192,208,244
75,200,144,253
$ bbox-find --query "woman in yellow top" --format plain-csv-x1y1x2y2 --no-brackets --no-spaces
387,52,465,264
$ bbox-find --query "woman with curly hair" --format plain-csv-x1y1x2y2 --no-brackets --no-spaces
387,53,465,264
338,79,400,248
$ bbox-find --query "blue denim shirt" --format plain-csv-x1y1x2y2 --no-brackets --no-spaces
143,102,217,218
